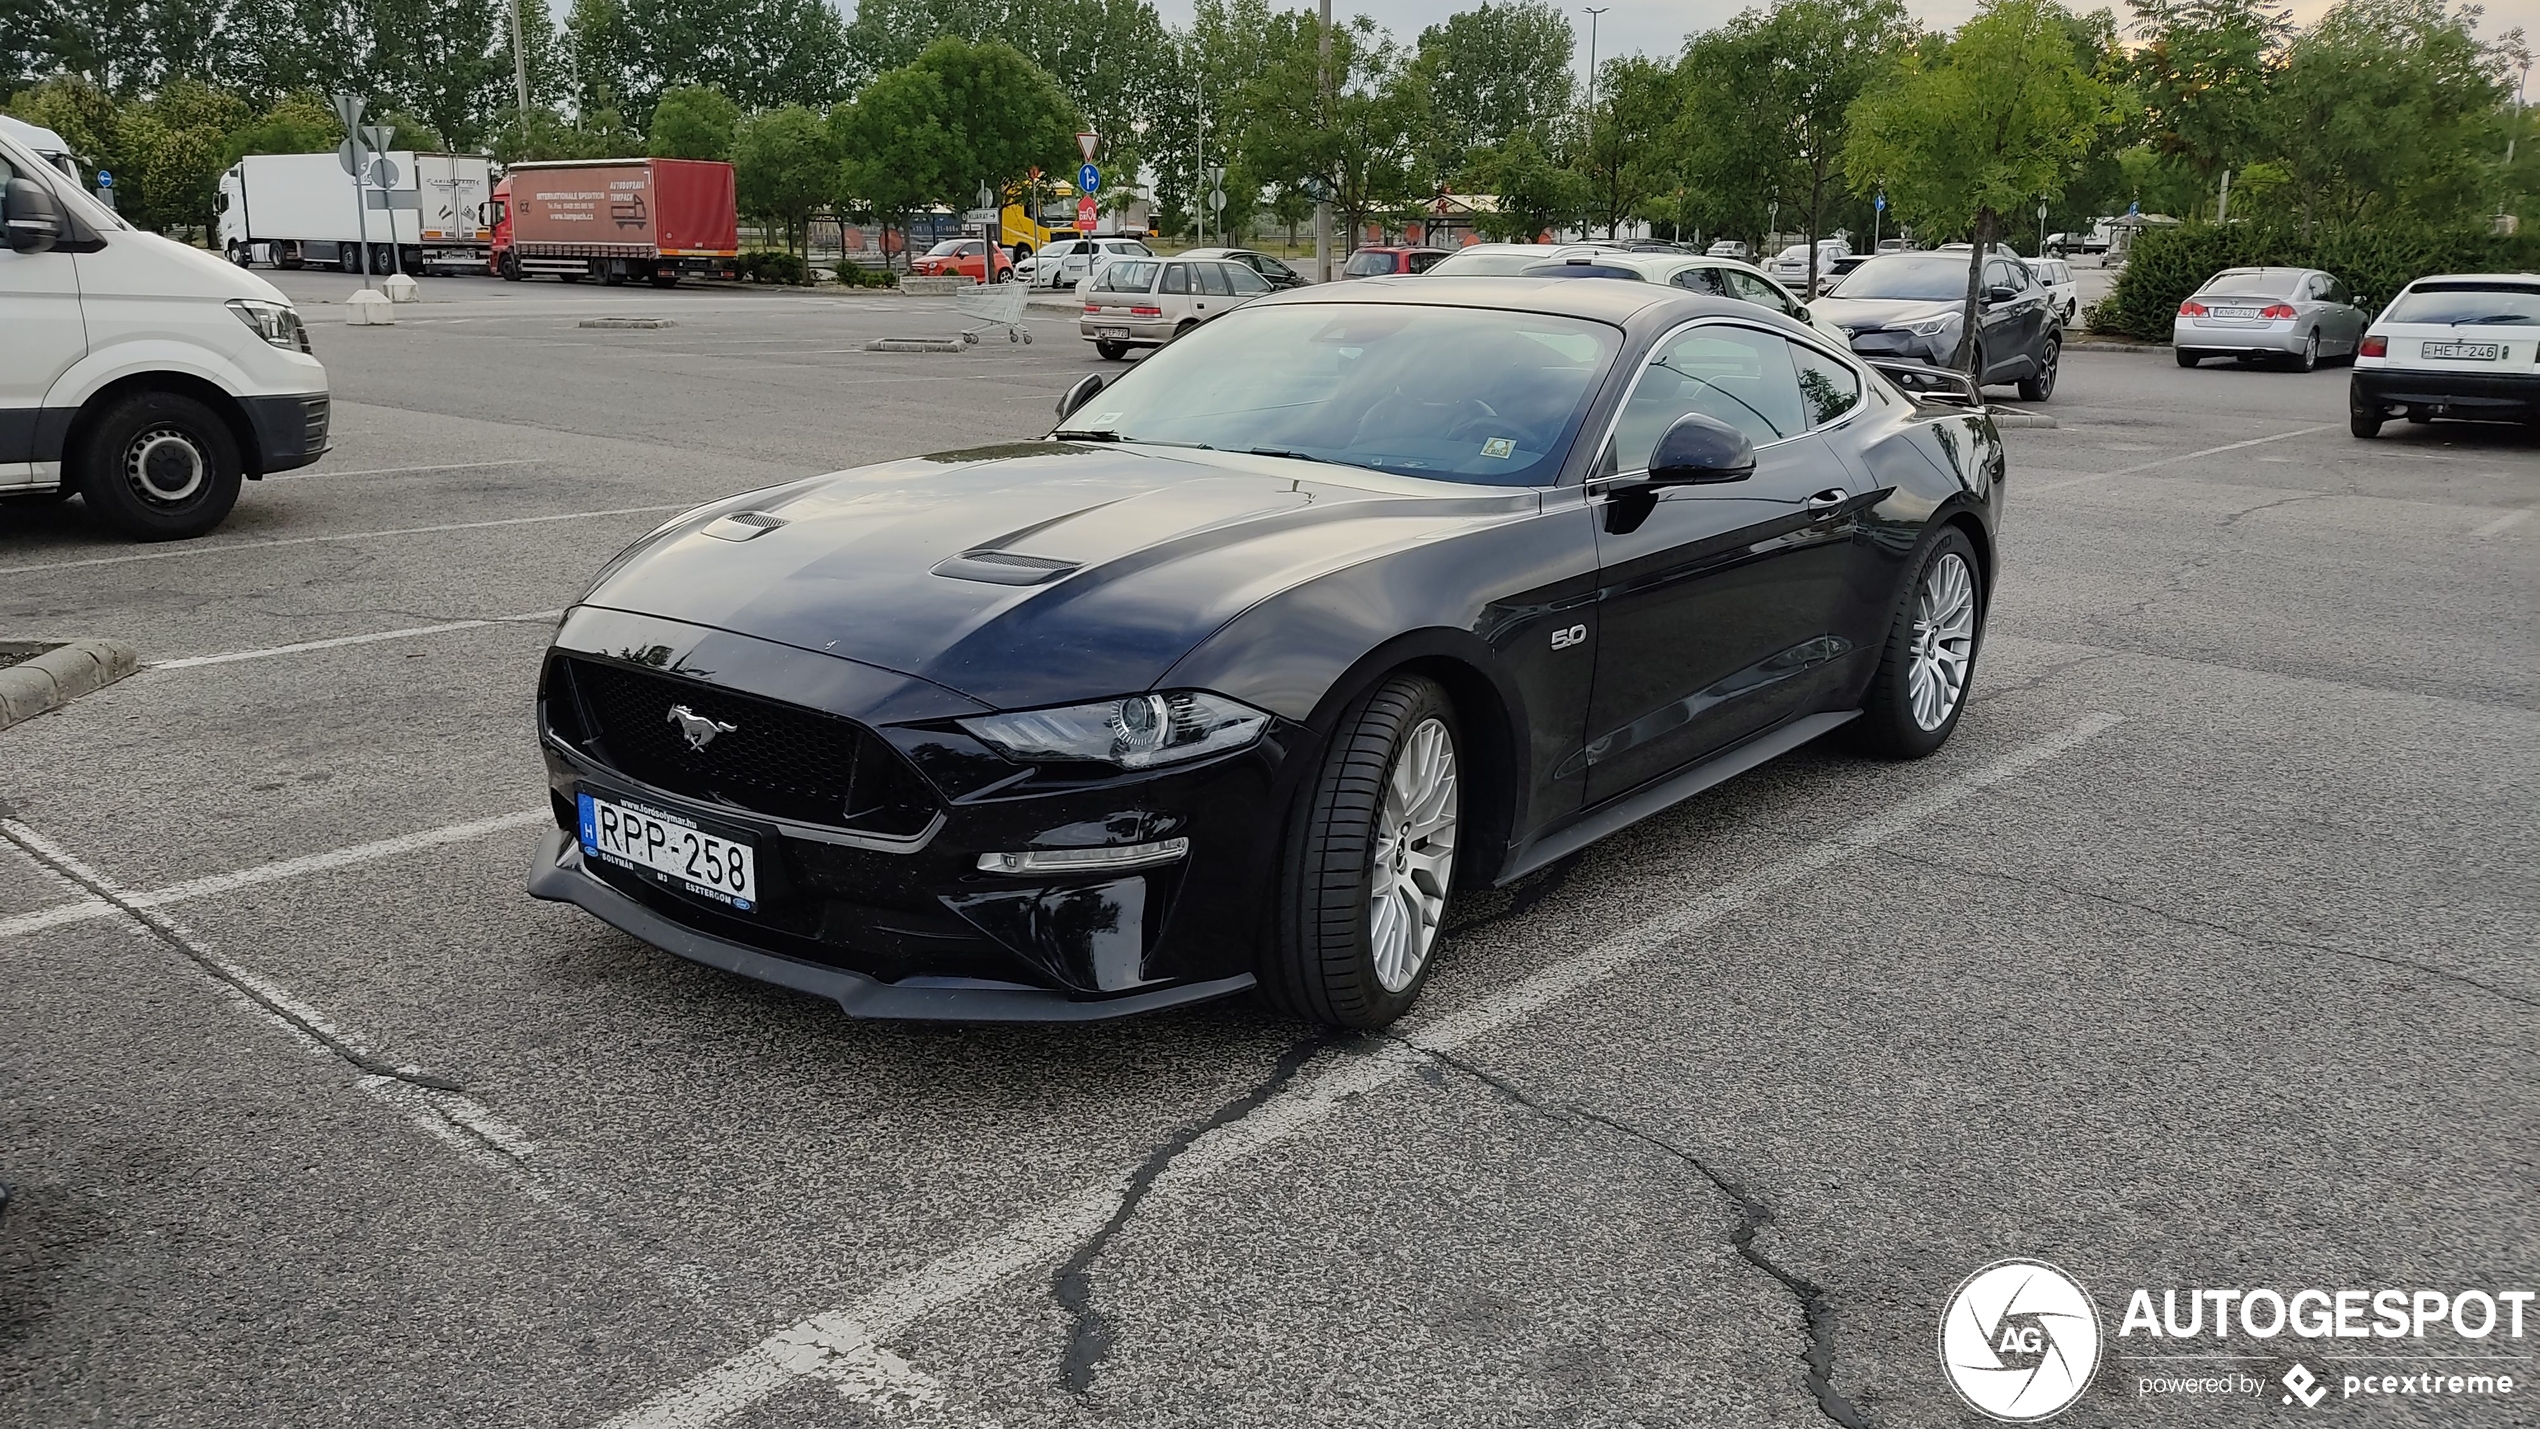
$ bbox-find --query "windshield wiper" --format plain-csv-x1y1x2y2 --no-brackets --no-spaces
1051,429,1122,441
2453,315,2538,325
1247,447,1328,463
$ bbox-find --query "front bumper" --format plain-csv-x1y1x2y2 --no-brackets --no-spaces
240,392,330,475
2173,318,2301,355
1845,328,1952,365
2352,366,2540,420
529,830,1255,1020
531,612,1308,1018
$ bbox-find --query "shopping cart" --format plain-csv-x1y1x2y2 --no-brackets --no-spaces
952,279,1033,344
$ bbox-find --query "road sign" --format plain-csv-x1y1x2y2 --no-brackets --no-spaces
1208,188,1226,213
337,139,364,176
1874,192,1885,212
1078,163,1100,194
94,170,111,188
1077,131,1099,162
1076,197,1098,231
362,125,393,159
369,156,401,188
330,92,365,129
2128,199,2140,217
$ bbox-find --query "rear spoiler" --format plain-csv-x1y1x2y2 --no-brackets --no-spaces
1865,358,1983,408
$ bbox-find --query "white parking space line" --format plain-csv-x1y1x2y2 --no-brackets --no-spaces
267,459,539,482
0,816,558,1200
595,711,2126,1429
149,612,565,671
2025,424,2335,494
0,809,548,940
2472,505,2534,537
0,505,690,577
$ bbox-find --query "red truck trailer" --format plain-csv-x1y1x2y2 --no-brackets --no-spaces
489,158,739,286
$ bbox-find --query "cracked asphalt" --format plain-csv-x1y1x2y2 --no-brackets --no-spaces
1,271,2532,1428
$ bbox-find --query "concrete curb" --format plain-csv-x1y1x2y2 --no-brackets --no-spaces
580,317,678,329
865,337,967,353
0,639,139,730
2066,338,2168,354
1988,409,2059,429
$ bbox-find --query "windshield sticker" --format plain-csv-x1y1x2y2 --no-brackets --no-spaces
1088,411,1122,427
1479,438,1516,459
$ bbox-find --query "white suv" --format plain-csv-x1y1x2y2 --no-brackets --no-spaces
0,127,328,539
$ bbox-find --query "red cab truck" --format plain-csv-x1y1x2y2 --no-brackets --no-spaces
489,158,739,286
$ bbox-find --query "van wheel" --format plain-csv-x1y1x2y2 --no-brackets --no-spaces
75,393,244,542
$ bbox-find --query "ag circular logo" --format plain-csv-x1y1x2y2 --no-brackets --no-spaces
1938,1259,2103,1421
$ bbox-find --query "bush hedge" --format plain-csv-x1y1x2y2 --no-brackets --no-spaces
833,260,896,288
734,250,810,285
2086,223,2540,340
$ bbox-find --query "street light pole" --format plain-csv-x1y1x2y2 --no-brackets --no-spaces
508,0,531,149
1584,7,1607,239
1315,0,1332,280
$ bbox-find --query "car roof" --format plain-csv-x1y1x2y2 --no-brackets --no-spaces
1249,273,1762,328
2405,272,2540,285
1596,253,1776,281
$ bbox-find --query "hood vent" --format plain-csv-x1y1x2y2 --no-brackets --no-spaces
702,510,788,541
930,549,1081,586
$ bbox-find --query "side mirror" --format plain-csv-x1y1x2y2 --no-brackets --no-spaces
1055,373,1105,421
1646,412,1755,485
3,177,64,255
1984,283,2017,304
1795,304,1813,323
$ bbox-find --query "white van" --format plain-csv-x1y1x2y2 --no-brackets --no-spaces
0,125,328,540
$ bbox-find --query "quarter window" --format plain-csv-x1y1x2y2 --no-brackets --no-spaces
1790,343,1861,427
1670,266,1731,298
1609,324,1808,466
1224,264,1270,295
1159,263,1191,295
1196,262,1232,296
1722,269,1798,317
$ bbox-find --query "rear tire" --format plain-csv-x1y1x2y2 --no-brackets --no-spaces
1265,674,1461,1029
73,392,244,542
2290,331,2319,373
1848,526,1983,760
2175,347,2200,367
1095,340,1127,361
2350,391,2384,439
649,269,678,288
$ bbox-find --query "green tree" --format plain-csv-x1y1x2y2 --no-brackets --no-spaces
648,83,739,159
1578,55,1678,239
834,63,953,266
1458,129,1585,239
619,0,851,124
1408,1,1574,181
2127,0,2288,214
732,102,838,252
1242,14,1420,251
906,36,1082,210
1847,0,2112,368
117,79,253,233
2269,0,2511,227
221,91,340,163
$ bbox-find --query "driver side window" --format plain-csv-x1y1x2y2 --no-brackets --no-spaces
1723,269,1798,317
1605,324,1807,472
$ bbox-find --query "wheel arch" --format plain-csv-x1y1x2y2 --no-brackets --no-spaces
61,371,260,481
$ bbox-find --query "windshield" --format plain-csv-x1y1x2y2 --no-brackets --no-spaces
925,240,974,256
1827,255,1969,301
2197,269,2303,297
1056,303,1618,486
2383,283,2540,325
1092,260,1158,292
1343,250,1398,277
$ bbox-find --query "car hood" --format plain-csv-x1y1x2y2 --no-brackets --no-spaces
579,442,1538,711
1812,296,1963,330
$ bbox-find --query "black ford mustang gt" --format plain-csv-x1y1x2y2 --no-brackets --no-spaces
529,278,2004,1028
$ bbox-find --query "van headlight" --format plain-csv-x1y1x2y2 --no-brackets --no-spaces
961,692,1271,769
227,298,311,353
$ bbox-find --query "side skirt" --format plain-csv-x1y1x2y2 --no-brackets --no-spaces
1494,710,1860,885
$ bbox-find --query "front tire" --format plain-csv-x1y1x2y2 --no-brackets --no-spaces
1266,675,1461,1029
1850,527,1983,760
2017,336,2059,401
73,392,244,541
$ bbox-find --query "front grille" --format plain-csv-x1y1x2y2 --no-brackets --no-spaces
547,656,937,836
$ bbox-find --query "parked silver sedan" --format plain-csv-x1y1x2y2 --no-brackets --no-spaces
2174,266,2368,372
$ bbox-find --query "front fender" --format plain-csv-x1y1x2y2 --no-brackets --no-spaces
45,333,324,412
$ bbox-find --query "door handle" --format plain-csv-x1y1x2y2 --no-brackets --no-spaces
1805,487,1850,511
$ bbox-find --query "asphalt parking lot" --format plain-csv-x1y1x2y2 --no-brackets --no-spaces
2,271,2532,1428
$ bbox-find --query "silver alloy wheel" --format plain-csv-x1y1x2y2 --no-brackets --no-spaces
1906,552,1977,731
1367,716,1458,993
2301,332,2319,370
126,427,208,503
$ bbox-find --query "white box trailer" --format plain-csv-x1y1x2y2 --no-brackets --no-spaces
215,152,494,274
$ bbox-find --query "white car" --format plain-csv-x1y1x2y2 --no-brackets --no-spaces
1080,255,1274,359
2023,256,2079,324
1766,239,1850,286
1034,236,1152,291
2350,272,2540,438
1588,252,1858,351
2,126,329,539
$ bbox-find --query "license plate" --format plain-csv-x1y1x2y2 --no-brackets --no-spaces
2423,341,2501,361
578,792,757,910
1097,326,1129,339
2212,306,2259,319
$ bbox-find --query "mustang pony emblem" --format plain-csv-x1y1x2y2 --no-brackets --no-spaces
666,704,737,752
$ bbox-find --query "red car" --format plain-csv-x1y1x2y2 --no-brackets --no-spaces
911,238,1015,282
1340,246,1452,278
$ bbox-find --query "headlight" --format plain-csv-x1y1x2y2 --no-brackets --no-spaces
227,298,310,353
1905,314,1957,337
960,692,1271,769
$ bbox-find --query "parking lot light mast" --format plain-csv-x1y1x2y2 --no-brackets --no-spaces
508,0,531,149
1584,7,1606,238
1316,0,1332,280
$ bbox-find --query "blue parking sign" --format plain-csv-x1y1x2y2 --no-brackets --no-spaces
1078,163,1100,194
